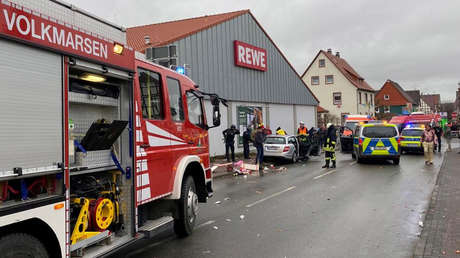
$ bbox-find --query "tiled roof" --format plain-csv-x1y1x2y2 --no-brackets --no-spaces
317,105,328,113
405,90,421,105
127,10,249,52
387,80,415,104
321,50,375,92
421,94,441,110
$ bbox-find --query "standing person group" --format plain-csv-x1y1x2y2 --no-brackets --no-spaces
322,123,337,169
222,125,240,162
421,124,437,165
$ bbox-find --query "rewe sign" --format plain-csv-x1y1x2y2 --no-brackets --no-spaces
234,40,267,72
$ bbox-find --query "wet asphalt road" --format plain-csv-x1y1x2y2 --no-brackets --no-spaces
113,147,451,258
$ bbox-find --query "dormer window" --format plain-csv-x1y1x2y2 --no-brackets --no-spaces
384,94,390,100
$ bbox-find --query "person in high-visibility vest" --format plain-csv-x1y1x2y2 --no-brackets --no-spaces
322,123,337,168
276,127,286,135
297,121,308,136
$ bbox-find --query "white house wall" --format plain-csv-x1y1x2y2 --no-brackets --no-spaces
302,52,358,121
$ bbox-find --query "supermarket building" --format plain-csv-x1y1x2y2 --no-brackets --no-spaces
127,10,318,156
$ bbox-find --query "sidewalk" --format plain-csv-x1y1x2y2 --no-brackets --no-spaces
413,148,460,258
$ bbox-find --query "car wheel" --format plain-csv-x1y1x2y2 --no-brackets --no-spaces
291,152,297,163
393,158,400,165
174,176,198,237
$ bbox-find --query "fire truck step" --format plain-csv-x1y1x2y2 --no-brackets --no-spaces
139,216,174,239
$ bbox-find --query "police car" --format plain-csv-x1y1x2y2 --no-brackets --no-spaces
352,122,400,165
399,125,424,154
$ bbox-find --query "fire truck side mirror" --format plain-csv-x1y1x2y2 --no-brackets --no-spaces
212,104,221,127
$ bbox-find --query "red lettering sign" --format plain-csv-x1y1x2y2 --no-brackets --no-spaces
0,1,134,71
234,40,267,71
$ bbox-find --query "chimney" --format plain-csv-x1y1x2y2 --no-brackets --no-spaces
335,51,340,58
327,48,332,54
144,35,150,45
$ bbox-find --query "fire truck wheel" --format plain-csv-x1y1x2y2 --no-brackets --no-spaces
0,233,49,258
174,176,198,237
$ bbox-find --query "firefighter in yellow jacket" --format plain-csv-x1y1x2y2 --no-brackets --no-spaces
322,123,337,168
276,127,286,135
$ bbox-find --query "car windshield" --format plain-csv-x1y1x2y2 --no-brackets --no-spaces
362,126,397,138
265,137,286,144
344,121,358,131
402,129,424,136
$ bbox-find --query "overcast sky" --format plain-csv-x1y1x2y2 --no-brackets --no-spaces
66,0,460,102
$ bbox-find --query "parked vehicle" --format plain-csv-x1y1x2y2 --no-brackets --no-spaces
352,123,401,165
400,126,424,154
340,115,372,152
0,1,224,257
264,135,299,163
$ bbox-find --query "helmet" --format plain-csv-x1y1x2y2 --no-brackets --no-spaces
258,123,264,129
327,123,333,128
231,124,236,129
299,121,304,125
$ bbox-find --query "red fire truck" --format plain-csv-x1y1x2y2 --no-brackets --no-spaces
0,1,222,257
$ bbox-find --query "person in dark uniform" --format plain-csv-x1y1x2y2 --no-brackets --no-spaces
433,122,443,152
222,125,240,162
254,124,267,174
242,127,252,159
322,123,337,168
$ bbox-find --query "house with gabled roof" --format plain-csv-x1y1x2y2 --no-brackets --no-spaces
301,49,375,125
127,10,318,156
375,79,415,115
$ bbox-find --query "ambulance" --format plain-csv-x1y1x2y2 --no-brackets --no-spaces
0,1,223,257
352,122,400,164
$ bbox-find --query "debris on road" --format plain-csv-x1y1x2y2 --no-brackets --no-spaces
240,215,245,220
203,250,211,254
224,197,231,201
257,233,261,238
418,221,424,227
215,201,221,204
225,219,232,222
213,226,219,230
255,190,262,194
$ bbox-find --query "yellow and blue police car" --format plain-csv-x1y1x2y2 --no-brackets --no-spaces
399,125,424,154
352,122,400,165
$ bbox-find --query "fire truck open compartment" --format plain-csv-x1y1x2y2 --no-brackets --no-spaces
67,61,135,256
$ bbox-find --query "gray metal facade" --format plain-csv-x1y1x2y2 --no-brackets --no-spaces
172,13,318,106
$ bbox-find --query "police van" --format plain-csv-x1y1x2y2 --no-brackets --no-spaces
352,123,400,165
399,125,424,154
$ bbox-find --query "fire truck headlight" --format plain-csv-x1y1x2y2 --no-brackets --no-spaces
113,43,124,55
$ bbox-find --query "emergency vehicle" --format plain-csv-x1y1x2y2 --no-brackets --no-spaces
389,113,441,131
0,1,223,257
340,115,372,152
352,122,400,164
399,125,424,153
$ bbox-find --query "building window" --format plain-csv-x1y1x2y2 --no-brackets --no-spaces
384,94,390,100
325,75,334,84
333,92,342,105
319,59,325,68
138,68,164,120
359,92,362,104
375,106,379,113
166,77,184,122
384,106,390,113
365,93,368,104
311,76,319,85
